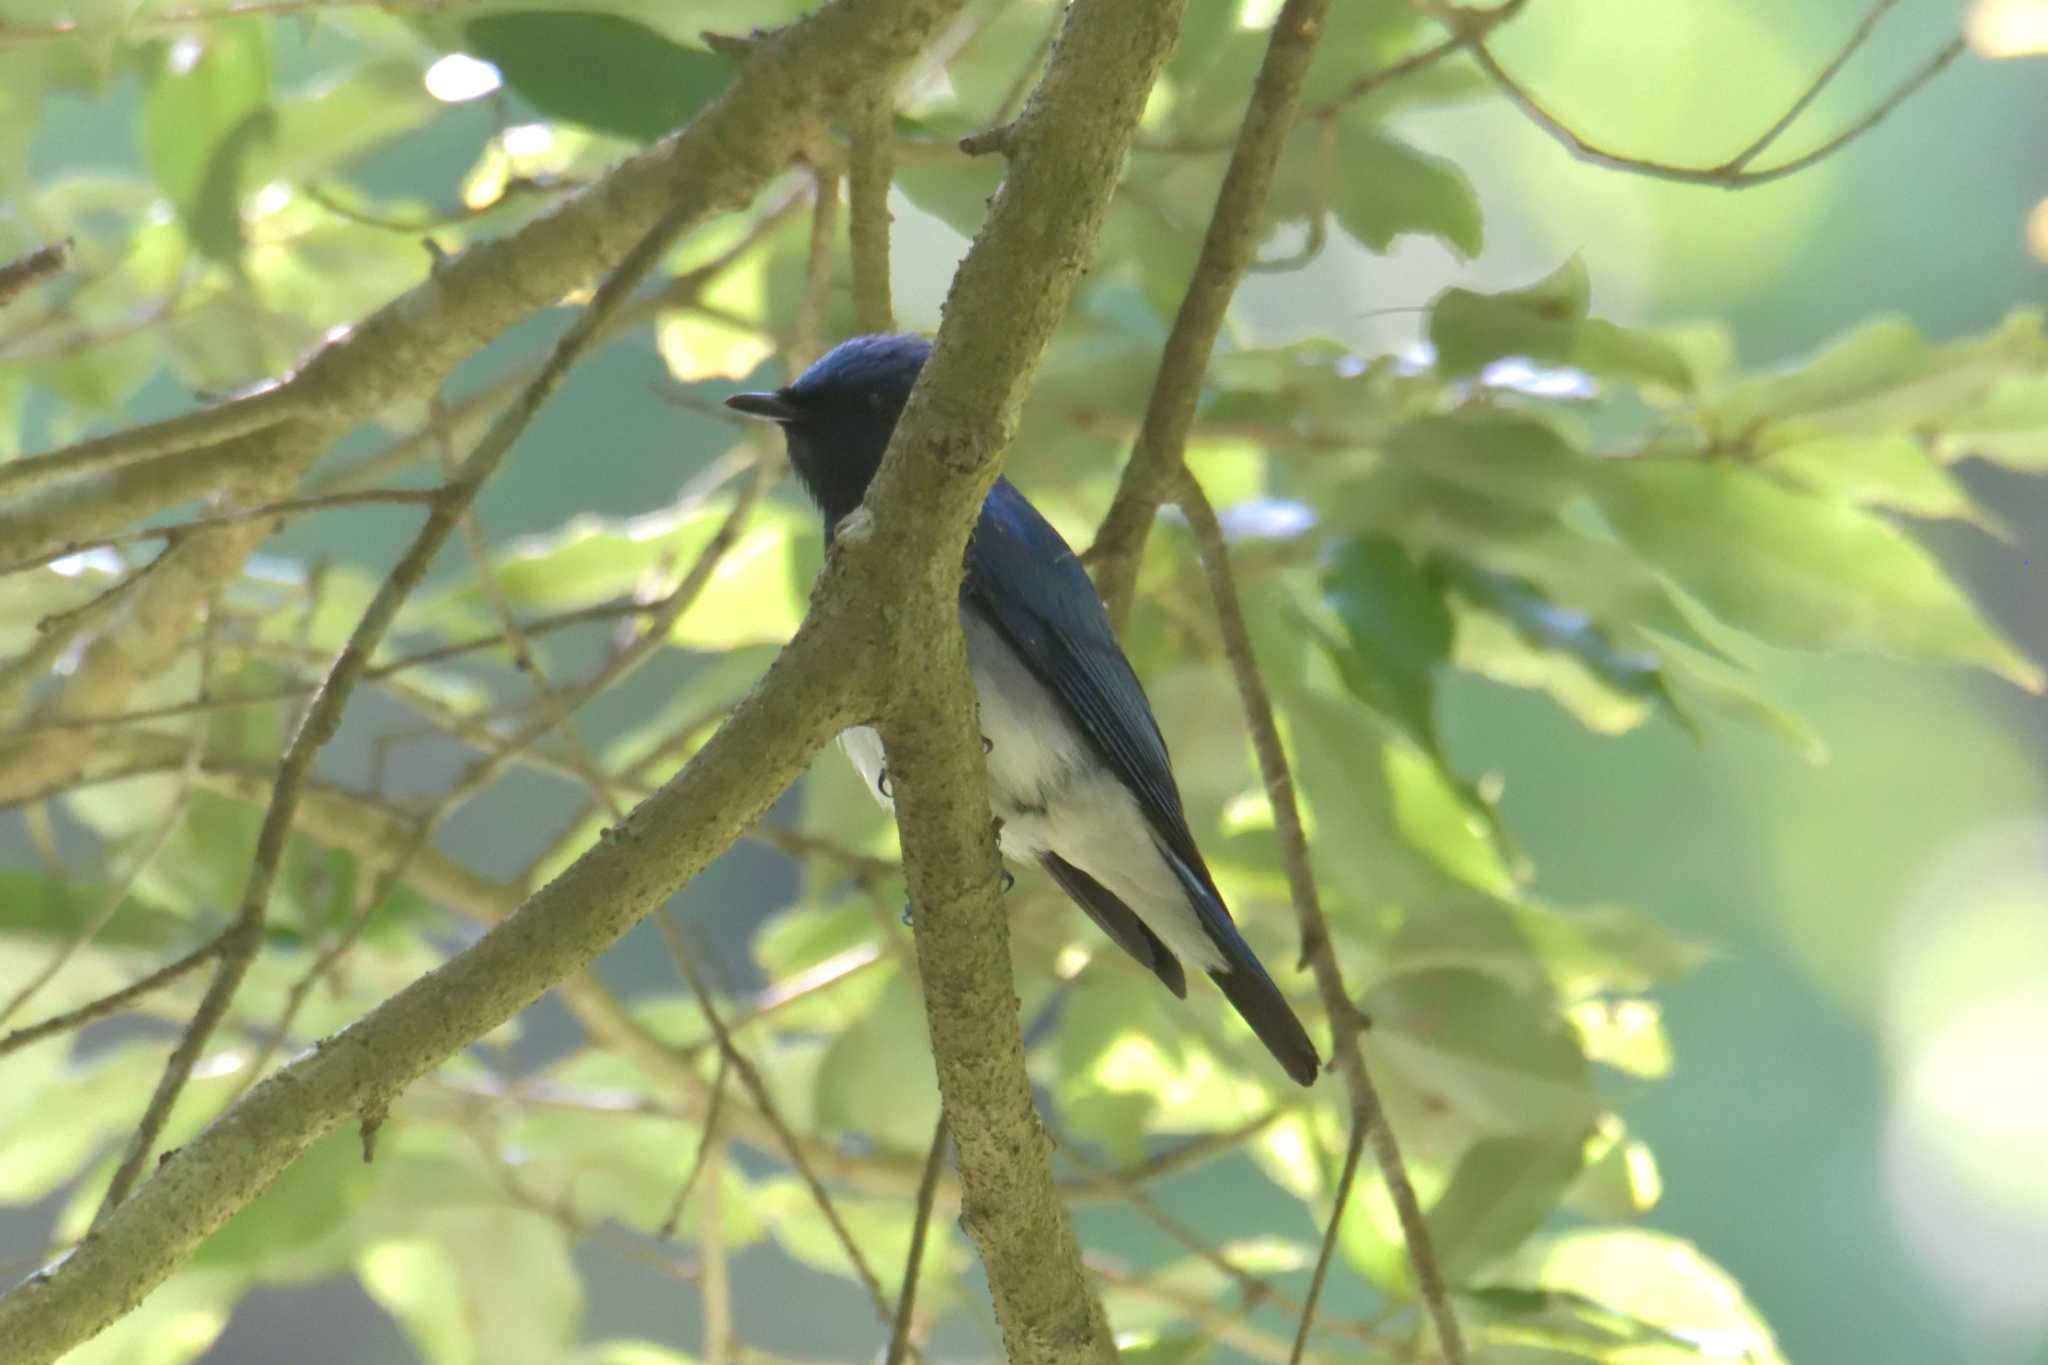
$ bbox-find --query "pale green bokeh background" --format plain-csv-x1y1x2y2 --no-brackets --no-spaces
6,0,2046,1360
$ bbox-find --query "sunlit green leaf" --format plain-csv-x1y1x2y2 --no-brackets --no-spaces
1567,1117,1663,1219
1761,432,1975,520
1363,968,1596,1137
1430,255,1691,391
815,968,943,1153
140,20,273,264
1482,1228,1788,1365
358,1237,470,1365
1328,123,1482,258
1591,460,2041,688
193,1129,372,1274
1321,533,1451,748
1427,1127,1592,1286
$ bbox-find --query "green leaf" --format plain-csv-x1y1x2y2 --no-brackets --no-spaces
1363,969,1596,1137
893,139,1005,237
1117,1331,1215,1365
49,1267,241,1365
193,1128,375,1276
1429,255,1691,391
358,1238,471,1365
1482,1228,1788,1365
1321,534,1452,749
1566,1118,1663,1218
1568,998,1673,1079
0,865,185,951
452,497,810,649
1384,412,1585,519
1328,123,1482,258
1297,0,1428,105
1389,898,1708,1002
1761,433,1975,520
140,20,273,264
814,969,943,1153
1709,315,1929,431
1427,1128,1592,1286
567,1344,702,1365
248,60,441,188
1711,310,2046,445
1443,560,1671,735
1590,460,2041,688
756,1178,959,1301
464,13,733,143
1933,371,2048,469
375,1208,583,1365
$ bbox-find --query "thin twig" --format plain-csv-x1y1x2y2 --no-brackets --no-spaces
1464,0,1964,189
1177,472,1465,1362
462,1119,703,1287
848,86,896,334
0,939,222,1058
435,394,625,824
1290,1116,1365,1364
302,176,577,234
885,1116,950,1365
657,1054,731,1239
0,240,71,310
0,606,216,1033
700,1136,734,1365
654,912,900,1330
1724,0,1897,170
1085,1258,1296,1364
0,488,443,577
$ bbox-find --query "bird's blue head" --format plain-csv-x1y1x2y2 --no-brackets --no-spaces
725,333,930,531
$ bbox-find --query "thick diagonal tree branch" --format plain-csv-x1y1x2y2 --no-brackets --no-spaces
862,0,1188,1357
0,0,968,808
0,0,1183,1356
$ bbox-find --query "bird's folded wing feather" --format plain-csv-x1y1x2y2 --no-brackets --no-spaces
963,480,1217,892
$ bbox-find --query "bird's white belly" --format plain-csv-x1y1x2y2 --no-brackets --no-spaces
836,612,1225,974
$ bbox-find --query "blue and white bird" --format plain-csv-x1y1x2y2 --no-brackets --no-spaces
726,334,1321,1087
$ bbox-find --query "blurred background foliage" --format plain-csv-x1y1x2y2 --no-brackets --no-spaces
1,0,2045,1362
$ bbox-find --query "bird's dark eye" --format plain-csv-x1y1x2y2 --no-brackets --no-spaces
866,389,889,411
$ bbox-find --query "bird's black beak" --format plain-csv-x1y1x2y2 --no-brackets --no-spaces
724,390,799,423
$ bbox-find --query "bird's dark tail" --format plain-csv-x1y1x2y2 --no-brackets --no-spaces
1209,959,1322,1087
1155,843,1322,1086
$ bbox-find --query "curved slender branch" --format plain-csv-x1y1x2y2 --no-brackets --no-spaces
0,239,71,309
1177,473,1465,1362
886,1117,951,1365
1464,0,1965,188
1086,0,1335,628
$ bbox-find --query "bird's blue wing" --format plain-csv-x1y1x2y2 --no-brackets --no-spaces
963,479,1211,885
966,479,1322,1087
